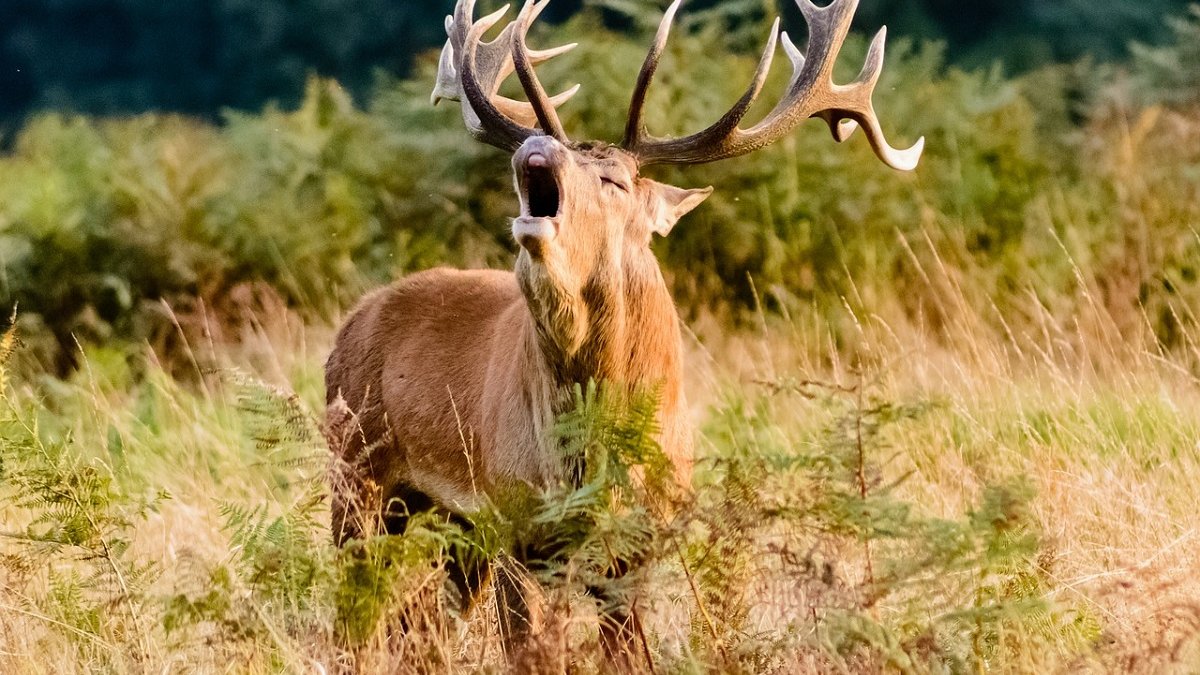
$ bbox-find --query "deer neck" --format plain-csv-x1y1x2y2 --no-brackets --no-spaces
516,246,682,401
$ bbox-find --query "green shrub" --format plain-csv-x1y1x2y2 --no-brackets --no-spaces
1132,4,1200,105
2,8,1200,369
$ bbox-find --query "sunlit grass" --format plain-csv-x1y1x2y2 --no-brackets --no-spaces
3,274,1199,672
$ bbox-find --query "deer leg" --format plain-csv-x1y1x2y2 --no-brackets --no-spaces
599,602,647,673
444,512,492,616
591,559,653,673
495,562,540,662
332,483,439,650
333,479,433,545
381,490,495,621
337,480,493,617
330,488,362,547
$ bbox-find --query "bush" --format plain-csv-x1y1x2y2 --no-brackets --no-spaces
2,8,1200,370
1132,4,1200,105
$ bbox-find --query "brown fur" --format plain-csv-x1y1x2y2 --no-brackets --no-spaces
325,138,707,540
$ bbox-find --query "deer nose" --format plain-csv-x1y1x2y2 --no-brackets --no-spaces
516,135,566,169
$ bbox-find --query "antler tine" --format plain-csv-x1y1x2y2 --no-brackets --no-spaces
432,0,509,108
625,16,780,164
474,0,576,89
525,0,578,64
434,0,580,145
623,0,685,149
837,27,924,169
780,30,805,73
512,0,571,142
626,0,924,171
431,2,467,106
779,28,863,143
762,0,922,170
460,5,538,150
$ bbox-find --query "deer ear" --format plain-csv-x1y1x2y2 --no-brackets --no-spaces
646,182,713,237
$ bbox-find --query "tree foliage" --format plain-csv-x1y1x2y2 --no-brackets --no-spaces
3,7,1200,372
0,0,1193,125
0,0,457,125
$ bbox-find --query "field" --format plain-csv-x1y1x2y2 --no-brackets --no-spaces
3,7,1200,674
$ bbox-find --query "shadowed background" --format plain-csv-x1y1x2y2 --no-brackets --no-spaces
0,0,1191,125
2,0,1198,373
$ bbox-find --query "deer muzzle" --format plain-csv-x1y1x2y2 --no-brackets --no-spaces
513,136,566,255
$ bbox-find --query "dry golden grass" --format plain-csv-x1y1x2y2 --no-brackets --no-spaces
4,234,1200,673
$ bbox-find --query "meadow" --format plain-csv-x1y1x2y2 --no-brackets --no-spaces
2,6,1200,673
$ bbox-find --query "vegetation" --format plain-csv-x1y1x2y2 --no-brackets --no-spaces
2,4,1200,673
5,6,1200,372
4,275,1200,671
1,0,1193,124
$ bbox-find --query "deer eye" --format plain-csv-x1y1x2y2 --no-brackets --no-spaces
600,176,629,192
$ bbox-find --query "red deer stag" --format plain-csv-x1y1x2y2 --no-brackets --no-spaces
325,0,922,661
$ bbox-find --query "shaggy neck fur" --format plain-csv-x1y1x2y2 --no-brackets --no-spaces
515,242,682,411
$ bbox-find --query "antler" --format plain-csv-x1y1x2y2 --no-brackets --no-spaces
623,0,925,170
432,0,579,150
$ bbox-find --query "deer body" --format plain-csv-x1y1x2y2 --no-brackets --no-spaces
326,0,921,663
326,269,550,516
326,225,692,525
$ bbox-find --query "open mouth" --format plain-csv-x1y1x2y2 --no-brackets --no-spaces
523,159,561,219
513,151,563,255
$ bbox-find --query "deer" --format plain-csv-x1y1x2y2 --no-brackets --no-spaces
324,0,922,664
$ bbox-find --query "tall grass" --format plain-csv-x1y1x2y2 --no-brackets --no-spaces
3,247,1200,672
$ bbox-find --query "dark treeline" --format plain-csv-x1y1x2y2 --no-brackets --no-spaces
0,0,1191,125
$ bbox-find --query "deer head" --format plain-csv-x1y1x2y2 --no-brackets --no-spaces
433,0,923,370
